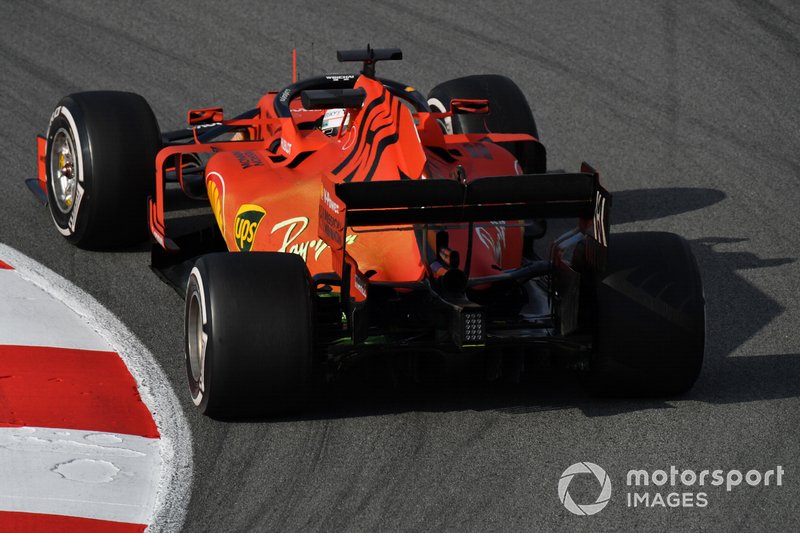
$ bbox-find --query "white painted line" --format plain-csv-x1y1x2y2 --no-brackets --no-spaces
0,244,192,532
0,427,159,524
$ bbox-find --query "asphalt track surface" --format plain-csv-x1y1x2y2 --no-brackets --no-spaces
2,1,799,531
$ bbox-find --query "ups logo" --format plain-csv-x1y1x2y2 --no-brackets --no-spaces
234,204,266,252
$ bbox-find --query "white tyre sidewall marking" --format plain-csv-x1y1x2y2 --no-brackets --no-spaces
68,183,85,233
0,244,193,533
187,266,208,407
427,97,454,135
48,105,85,237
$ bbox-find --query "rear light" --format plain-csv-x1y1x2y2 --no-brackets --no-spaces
462,310,485,344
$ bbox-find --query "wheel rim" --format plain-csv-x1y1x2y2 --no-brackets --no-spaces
186,289,207,394
50,127,79,214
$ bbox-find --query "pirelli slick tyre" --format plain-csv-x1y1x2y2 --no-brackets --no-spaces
589,232,705,396
427,74,545,173
185,252,314,419
45,91,160,248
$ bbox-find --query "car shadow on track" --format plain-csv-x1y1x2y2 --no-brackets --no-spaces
256,187,799,422
611,187,727,225
680,237,797,404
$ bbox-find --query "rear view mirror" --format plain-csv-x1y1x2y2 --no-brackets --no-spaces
188,107,224,126
450,99,490,114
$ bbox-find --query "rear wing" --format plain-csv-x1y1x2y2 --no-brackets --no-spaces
335,172,605,226
318,166,611,302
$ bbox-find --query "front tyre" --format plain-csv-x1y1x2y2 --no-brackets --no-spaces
185,252,315,419
428,74,544,173
45,91,161,248
428,74,547,252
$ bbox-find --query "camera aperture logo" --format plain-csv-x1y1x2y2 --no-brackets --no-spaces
558,462,785,515
558,462,612,516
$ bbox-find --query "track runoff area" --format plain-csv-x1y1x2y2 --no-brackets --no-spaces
0,245,191,532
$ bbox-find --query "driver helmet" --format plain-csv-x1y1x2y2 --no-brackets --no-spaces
321,108,347,136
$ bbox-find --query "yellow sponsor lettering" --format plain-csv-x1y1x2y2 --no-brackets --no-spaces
207,178,224,233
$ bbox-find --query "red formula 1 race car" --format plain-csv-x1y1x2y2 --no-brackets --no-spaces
31,47,704,418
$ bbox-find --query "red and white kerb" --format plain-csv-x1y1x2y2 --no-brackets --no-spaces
0,259,162,532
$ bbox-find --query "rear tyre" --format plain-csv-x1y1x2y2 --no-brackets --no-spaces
45,91,161,248
185,252,314,419
588,232,705,396
427,74,545,173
